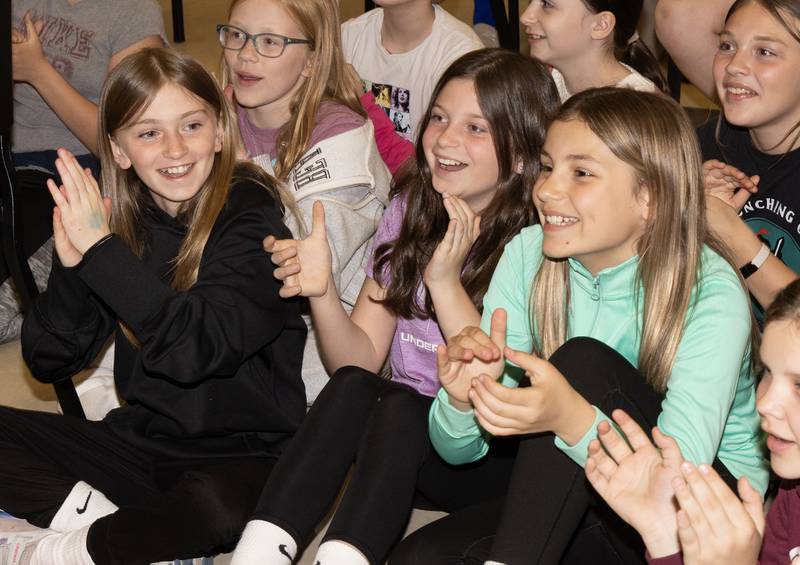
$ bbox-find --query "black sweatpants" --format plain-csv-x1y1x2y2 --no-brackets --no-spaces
390,337,737,565
252,366,517,565
0,406,275,565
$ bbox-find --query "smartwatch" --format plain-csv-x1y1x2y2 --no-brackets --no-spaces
740,243,770,279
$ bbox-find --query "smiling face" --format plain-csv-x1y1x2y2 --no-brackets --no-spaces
421,78,500,213
224,0,312,128
534,118,649,275
758,318,800,479
713,2,800,149
520,0,597,66
110,83,222,217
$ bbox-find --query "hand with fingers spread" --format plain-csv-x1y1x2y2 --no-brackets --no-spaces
423,194,481,288
46,149,112,256
673,463,764,565
585,410,685,558
702,160,759,212
11,12,47,85
264,200,333,299
469,346,595,443
438,308,508,410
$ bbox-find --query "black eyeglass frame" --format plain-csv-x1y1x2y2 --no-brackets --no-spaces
216,24,313,58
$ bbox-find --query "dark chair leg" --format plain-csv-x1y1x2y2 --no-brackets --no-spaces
491,0,520,52
172,0,185,43
667,57,683,103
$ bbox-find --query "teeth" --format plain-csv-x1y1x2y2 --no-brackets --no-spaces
161,164,192,175
545,215,578,226
727,87,755,95
438,158,464,166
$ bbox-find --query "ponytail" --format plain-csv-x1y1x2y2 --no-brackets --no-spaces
581,0,667,93
619,37,667,93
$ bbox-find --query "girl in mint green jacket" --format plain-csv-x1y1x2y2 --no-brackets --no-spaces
392,88,768,565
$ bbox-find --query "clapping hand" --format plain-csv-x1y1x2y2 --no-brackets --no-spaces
46,149,111,267
703,159,759,212
585,410,684,558
11,12,47,85
423,194,481,288
673,463,764,565
437,308,507,410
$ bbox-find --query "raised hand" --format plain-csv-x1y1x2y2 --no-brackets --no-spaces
702,159,759,212
264,200,332,298
46,149,111,255
673,463,764,565
585,410,685,558
11,12,47,85
437,308,507,409
468,346,595,443
423,194,481,288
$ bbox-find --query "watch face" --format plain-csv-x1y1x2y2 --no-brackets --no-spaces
740,262,758,279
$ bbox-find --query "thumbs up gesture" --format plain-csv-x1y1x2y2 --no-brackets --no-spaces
264,201,332,298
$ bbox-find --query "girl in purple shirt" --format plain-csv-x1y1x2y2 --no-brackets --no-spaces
230,49,559,565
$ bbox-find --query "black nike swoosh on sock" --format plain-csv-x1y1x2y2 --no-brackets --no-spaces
76,491,92,514
279,544,292,559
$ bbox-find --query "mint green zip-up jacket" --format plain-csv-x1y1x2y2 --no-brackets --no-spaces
429,226,769,494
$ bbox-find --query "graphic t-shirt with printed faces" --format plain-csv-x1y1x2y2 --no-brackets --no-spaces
698,119,800,316
12,0,166,156
366,195,444,397
342,5,483,143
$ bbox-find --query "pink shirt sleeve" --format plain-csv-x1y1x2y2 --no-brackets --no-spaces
360,91,414,174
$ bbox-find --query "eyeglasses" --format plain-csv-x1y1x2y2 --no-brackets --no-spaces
217,24,312,58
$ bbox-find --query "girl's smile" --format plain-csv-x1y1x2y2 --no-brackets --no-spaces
758,319,800,479
713,2,800,152
110,83,222,216
421,78,499,213
534,118,649,276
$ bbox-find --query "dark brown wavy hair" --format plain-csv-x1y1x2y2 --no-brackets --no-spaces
374,48,559,319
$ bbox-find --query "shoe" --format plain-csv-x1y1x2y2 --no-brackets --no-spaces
0,531,51,565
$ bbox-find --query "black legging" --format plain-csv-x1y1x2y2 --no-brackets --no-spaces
251,366,517,564
390,337,736,565
0,406,275,565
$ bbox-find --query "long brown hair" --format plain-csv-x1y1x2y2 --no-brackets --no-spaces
581,0,667,92
532,88,749,392
222,0,364,180
99,48,282,292
376,48,559,319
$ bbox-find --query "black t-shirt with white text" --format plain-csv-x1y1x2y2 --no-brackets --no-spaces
698,119,800,277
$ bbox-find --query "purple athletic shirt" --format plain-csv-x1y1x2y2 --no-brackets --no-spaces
366,196,444,397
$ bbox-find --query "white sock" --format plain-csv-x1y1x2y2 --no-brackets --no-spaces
230,520,296,565
29,526,94,565
484,561,508,565
49,482,118,533
314,540,369,565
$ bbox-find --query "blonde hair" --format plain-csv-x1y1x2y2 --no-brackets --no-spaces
532,88,745,392
222,0,364,180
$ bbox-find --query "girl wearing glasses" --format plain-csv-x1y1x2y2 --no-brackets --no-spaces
219,0,391,405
